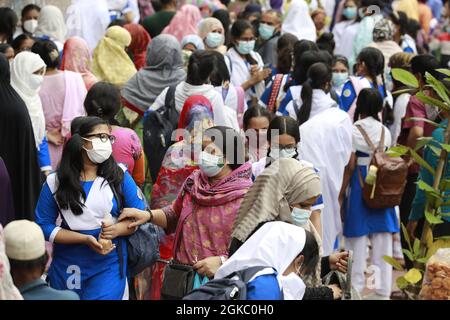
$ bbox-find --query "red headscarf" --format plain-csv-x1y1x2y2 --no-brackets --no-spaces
124,23,152,70
177,95,213,130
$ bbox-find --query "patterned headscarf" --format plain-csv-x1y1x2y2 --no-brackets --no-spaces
373,19,395,42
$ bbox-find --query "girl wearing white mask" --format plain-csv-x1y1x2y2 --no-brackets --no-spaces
332,0,361,58
117,126,253,287
35,116,146,300
231,158,347,300
226,19,272,106
10,51,51,175
331,55,350,99
214,221,319,300
198,17,227,54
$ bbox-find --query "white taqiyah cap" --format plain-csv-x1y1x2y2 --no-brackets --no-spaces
4,220,46,261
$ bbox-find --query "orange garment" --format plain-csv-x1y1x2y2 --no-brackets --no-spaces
132,152,145,187
418,2,433,39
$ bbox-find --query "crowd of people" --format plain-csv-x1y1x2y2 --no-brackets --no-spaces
0,0,449,301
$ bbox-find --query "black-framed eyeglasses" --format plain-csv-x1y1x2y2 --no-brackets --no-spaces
84,133,116,144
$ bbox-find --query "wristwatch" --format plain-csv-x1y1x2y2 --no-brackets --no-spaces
145,209,153,223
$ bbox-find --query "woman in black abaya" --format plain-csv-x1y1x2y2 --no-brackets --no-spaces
0,53,41,221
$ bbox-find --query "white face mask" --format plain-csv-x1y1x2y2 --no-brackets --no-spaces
198,151,224,177
269,147,297,160
28,74,44,91
83,137,113,164
291,207,312,226
23,19,38,34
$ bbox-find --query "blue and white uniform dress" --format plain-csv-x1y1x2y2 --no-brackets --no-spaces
343,117,399,238
35,169,145,300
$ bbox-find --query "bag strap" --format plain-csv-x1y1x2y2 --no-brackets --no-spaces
165,85,177,110
377,126,385,152
355,125,376,152
267,74,284,113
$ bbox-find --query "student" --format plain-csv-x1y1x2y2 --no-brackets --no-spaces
243,105,272,163
333,0,361,58
10,51,52,176
0,7,18,44
122,34,186,116
32,39,87,169
118,126,253,280
390,10,418,54
258,33,298,113
84,82,145,186
4,220,79,300
340,88,398,300
14,4,40,38
142,0,177,38
255,10,282,67
0,43,14,61
316,32,336,55
35,116,146,300
331,55,350,99
11,34,35,55
226,19,271,105
198,17,227,54
215,222,320,300
151,50,238,130
340,47,393,122
285,62,337,124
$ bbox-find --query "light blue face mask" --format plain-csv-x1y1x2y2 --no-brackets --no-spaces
291,207,312,226
343,7,357,20
237,40,255,55
198,151,224,177
258,23,275,41
205,32,224,48
332,72,349,87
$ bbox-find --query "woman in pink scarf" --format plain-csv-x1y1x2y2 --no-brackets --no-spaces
119,126,253,279
162,4,203,42
61,37,98,91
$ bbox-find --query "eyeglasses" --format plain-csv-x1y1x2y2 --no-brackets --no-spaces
84,133,116,144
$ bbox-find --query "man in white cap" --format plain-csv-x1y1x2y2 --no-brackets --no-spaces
4,220,79,300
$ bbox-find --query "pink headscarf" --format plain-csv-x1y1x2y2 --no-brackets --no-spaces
162,4,203,42
61,37,98,91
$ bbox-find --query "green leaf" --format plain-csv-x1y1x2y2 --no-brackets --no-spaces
428,145,442,156
416,180,437,193
440,179,450,191
404,268,422,284
405,117,441,128
402,249,414,262
388,145,409,155
401,223,412,251
416,91,450,111
416,257,429,264
425,72,450,105
425,209,444,224
391,68,419,88
436,68,450,77
396,276,409,289
440,143,450,152
393,88,415,95
383,255,404,271
413,238,421,257
435,236,450,241
414,137,434,151
410,149,436,175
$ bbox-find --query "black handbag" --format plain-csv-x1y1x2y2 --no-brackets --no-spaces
160,262,195,300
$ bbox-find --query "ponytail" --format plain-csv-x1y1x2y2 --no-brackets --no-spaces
381,72,394,126
297,81,313,125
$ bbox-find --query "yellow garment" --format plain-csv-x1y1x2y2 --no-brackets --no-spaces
393,0,419,21
92,26,137,87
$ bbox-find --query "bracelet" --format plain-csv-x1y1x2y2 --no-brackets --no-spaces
145,209,153,223
219,256,227,265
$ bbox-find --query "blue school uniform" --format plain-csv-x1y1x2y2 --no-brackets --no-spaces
339,78,386,113
38,137,52,171
343,118,399,238
247,273,282,300
35,170,145,300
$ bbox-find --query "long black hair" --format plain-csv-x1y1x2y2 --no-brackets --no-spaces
276,33,298,75
186,50,216,86
209,50,231,86
31,39,60,69
357,47,394,125
297,62,332,125
284,40,319,91
204,126,246,171
298,230,320,276
243,105,272,131
84,82,121,125
55,116,124,215
230,19,258,65
0,7,18,43
353,88,383,122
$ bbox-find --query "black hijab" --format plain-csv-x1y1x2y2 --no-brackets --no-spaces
0,53,41,221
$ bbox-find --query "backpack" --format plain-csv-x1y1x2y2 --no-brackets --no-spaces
355,125,408,209
143,85,179,183
182,266,268,300
110,175,161,278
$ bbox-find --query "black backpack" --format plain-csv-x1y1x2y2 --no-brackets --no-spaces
182,266,268,300
143,85,179,182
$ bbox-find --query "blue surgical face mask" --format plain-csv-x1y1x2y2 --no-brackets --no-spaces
237,40,255,55
343,7,357,20
291,207,312,226
258,23,275,40
205,32,224,48
198,151,224,177
332,72,349,87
